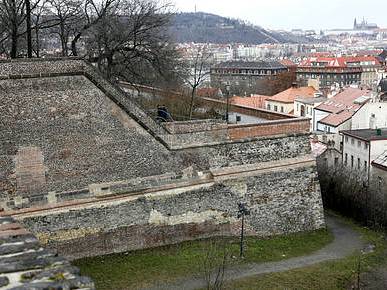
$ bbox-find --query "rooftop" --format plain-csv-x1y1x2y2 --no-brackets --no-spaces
213,60,287,70
372,151,387,170
230,95,269,109
316,87,372,114
295,96,327,105
341,128,387,141
266,86,317,104
298,56,381,69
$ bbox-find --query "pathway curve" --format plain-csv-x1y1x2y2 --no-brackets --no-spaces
145,214,364,290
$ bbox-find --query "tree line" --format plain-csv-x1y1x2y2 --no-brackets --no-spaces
0,0,182,85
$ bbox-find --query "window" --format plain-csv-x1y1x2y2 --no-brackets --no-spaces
345,136,349,143
281,106,284,113
351,138,354,145
357,158,361,169
351,155,354,168
274,105,278,112
364,161,368,171
358,141,361,147
365,143,369,150
345,153,348,165
267,104,271,110
334,157,339,166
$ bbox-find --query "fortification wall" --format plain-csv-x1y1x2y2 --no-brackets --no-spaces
16,158,324,260
0,58,325,261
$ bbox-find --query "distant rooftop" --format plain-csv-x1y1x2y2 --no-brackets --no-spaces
316,87,372,114
296,96,327,105
372,151,387,171
341,128,387,141
213,60,287,70
266,86,317,104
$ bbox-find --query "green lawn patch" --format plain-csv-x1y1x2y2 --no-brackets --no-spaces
73,228,332,290
225,213,387,290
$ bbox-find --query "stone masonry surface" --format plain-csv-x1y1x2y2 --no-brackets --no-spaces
0,216,94,289
0,58,325,261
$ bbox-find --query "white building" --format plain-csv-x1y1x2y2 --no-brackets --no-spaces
352,102,387,130
313,87,373,150
294,94,326,130
341,128,387,179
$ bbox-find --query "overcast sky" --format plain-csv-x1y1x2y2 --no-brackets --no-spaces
172,0,386,31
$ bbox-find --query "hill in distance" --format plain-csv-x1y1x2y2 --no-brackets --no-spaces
170,12,311,44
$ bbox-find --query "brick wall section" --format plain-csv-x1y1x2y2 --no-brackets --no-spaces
228,119,310,140
201,97,295,120
15,147,46,194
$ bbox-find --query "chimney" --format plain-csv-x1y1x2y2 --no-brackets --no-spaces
370,114,376,129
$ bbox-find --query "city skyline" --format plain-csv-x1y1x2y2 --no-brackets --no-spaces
173,0,387,31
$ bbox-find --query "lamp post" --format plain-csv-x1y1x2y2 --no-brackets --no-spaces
225,83,231,124
237,202,250,258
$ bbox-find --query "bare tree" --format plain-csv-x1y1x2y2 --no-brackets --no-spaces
70,0,116,56
202,240,229,290
85,0,177,83
0,0,26,57
47,0,82,56
180,46,211,119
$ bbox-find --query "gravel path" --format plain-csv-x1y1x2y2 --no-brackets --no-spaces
144,214,364,290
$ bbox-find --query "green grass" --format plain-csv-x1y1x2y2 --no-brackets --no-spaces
73,229,332,290
225,213,387,290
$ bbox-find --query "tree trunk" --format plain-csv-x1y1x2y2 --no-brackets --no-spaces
10,26,18,58
25,0,33,58
35,25,40,58
71,33,81,56
189,87,196,120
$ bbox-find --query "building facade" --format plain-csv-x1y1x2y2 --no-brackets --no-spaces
297,57,362,89
341,129,387,178
210,61,288,96
265,86,317,115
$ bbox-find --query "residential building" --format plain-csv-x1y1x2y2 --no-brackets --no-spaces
371,151,387,193
265,86,317,114
352,102,387,130
294,94,327,130
341,128,387,178
313,87,373,149
297,57,362,89
210,61,288,96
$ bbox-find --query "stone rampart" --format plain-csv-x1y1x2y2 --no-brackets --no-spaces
0,58,325,261
13,156,324,260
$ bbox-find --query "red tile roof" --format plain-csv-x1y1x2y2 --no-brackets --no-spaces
299,56,381,68
319,111,355,127
316,87,372,127
230,95,269,109
266,86,317,104
316,87,372,114
280,59,297,67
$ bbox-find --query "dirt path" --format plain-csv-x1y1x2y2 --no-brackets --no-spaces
144,214,364,290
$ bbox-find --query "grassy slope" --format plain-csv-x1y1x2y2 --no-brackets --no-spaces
73,229,332,290
225,214,387,290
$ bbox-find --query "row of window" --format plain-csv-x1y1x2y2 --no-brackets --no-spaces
298,73,361,79
344,153,368,171
267,104,284,113
345,136,369,150
213,69,281,75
